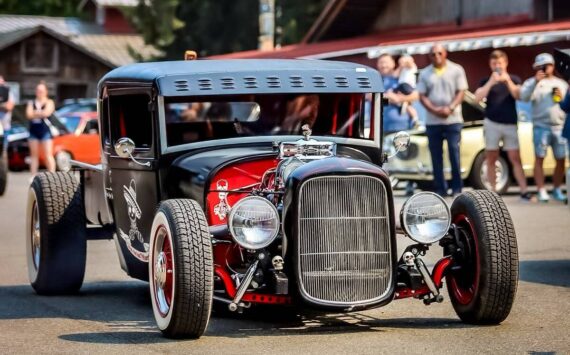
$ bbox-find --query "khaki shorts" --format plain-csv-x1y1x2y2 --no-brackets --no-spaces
484,119,519,151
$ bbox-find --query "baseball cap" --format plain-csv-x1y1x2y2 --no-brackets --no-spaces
532,53,554,69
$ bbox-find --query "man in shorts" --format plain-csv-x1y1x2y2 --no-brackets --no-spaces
474,50,532,200
520,53,568,202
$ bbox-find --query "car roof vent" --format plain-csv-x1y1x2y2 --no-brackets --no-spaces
244,76,258,89
198,78,213,90
356,76,371,88
289,75,304,88
174,79,189,91
312,75,326,87
220,77,235,90
266,75,281,88
334,76,349,88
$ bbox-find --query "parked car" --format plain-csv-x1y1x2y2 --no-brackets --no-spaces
384,92,565,194
6,105,100,171
27,59,518,339
55,98,97,117
53,112,100,171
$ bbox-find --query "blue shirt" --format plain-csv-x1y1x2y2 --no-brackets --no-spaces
382,75,411,133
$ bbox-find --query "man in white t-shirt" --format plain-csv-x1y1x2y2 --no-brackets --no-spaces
520,53,568,202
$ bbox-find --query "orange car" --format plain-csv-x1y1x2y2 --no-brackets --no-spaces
52,112,101,170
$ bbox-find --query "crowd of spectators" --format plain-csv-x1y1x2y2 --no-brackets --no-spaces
380,44,568,202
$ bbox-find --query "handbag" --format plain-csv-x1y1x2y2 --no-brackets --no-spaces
43,117,60,137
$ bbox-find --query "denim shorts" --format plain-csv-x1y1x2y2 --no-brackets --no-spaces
533,126,567,159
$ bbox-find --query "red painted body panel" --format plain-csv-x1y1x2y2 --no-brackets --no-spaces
206,158,278,225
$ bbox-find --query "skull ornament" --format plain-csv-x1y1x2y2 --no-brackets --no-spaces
403,251,415,267
272,255,284,271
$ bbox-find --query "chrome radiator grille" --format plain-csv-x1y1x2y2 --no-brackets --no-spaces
297,175,392,305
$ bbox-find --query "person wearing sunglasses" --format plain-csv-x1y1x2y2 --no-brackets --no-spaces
520,53,568,203
417,43,468,197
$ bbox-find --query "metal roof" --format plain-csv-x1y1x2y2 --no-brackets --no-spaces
0,15,157,67
213,20,570,60
101,59,384,95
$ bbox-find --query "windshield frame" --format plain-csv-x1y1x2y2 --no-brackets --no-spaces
158,93,382,155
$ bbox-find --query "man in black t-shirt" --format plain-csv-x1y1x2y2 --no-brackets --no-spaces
474,50,532,200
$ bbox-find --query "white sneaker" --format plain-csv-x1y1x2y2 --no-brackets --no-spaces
537,189,550,203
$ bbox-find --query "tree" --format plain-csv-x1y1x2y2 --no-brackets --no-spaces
0,0,82,17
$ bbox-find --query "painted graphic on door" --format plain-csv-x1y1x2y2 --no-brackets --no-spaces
119,179,150,262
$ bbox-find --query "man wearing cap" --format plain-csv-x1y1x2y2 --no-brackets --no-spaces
520,53,568,202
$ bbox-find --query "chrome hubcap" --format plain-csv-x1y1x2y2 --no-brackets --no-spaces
31,201,40,270
154,252,167,288
481,159,508,192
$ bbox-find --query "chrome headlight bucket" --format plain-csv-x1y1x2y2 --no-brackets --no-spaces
228,196,280,249
400,192,451,244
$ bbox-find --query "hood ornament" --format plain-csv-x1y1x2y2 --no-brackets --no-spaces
301,124,312,141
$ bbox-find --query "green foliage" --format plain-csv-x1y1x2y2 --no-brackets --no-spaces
279,0,328,45
0,0,82,17
122,0,183,50
163,0,259,59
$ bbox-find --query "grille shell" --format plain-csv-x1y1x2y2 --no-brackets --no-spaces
296,175,392,306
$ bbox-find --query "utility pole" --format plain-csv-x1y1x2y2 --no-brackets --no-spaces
258,0,275,50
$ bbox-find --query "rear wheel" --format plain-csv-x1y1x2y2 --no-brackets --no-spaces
26,172,87,294
0,150,7,196
149,199,213,339
446,190,518,324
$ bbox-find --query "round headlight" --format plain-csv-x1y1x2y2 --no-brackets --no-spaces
228,196,280,249
400,192,451,244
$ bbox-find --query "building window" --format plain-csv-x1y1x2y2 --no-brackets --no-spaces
20,35,59,73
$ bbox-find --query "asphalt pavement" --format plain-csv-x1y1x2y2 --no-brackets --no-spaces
0,172,569,354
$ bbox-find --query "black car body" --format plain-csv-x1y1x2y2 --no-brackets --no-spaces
26,59,519,339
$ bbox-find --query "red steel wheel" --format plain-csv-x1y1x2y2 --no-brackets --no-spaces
446,214,479,306
151,224,175,318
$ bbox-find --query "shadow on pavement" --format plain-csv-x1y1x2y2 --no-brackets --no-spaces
519,259,570,288
0,280,480,344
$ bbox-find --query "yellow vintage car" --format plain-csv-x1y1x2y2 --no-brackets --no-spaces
384,92,565,194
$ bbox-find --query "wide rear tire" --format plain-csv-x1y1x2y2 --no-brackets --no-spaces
26,172,87,294
0,150,7,196
149,199,213,339
446,190,518,324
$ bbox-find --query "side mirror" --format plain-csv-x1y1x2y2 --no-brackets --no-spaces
392,131,411,153
114,137,150,167
114,137,135,158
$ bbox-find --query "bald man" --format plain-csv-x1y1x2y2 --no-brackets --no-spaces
417,43,468,197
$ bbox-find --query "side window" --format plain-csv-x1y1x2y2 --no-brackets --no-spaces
109,94,152,149
83,120,99,134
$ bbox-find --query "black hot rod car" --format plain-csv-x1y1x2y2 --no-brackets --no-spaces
26,59,518,338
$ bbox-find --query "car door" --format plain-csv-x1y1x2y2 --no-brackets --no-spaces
104,87,159,281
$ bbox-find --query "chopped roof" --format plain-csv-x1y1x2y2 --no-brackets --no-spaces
101,59,383,96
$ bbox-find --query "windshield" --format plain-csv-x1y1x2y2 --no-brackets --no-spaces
164,93,375,146
58,115,81,133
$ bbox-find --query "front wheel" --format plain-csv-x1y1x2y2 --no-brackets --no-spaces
446,190,518,324
149,199,213,339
